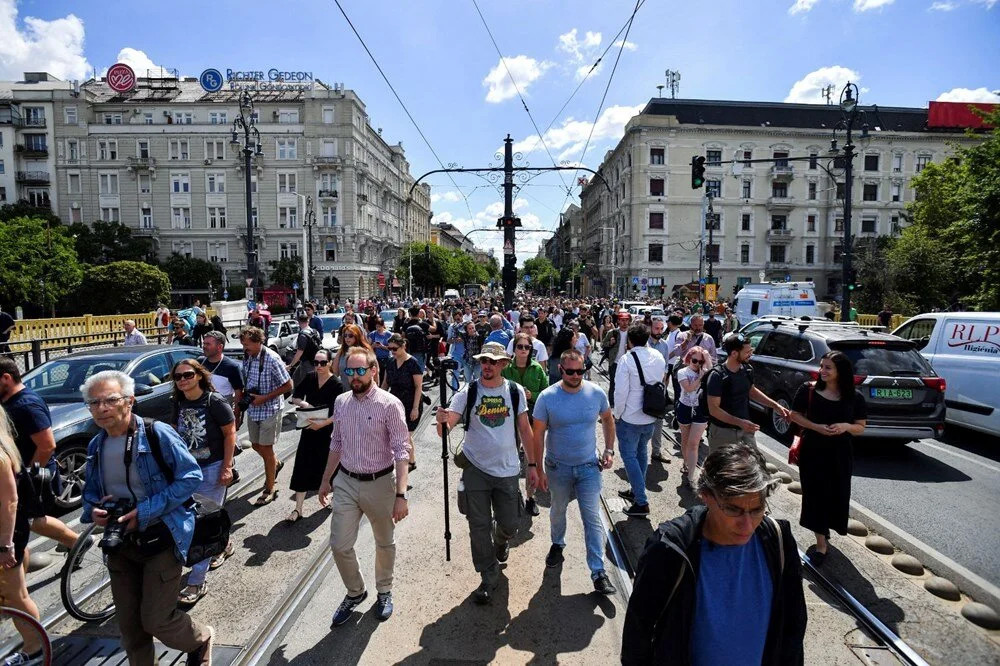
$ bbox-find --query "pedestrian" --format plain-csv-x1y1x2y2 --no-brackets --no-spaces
435,342,536,604
79,370,214,666
598,314,615,345
368,318,393,385
646,318,671,463
484,314,513,348
171,320,197,347
154,303,171,334
622,443,806,665
502,331,549,516
286,349,345,524
877,304,893,330
549,327,577,385
237,326,293,506
676,347,713,487
536,308,556,352
670,314,717,366
788,351,867,565
723,307,739,335
461,320,483,383
331,324,374,386
122,319,147,346
402,307,430,374
382,333,422,472
170,359,237,606
532,349,617,594
567,320,593,378
705,333,789,453
445,312,469,385
198,331,244,409
286,313,323,386
613,323,665,518
505,317,549,372
318,347,410,626
602,312,632,407
191,313,214,346
704,310,723,347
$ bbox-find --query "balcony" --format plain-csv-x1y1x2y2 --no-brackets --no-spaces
15,170,50,184
15,117,46,129
14,144,48,159
318,189,339,200
766,195,795,210
765,260,791,271
127,156,157,171
770,164,794,180
311,156,343,169
766,228,793,243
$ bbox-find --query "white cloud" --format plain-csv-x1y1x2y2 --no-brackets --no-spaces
853,0,895,9
510,104,643,163
110,48,171,77
929,1,958,9
433,198,545,261
431,191,463,204
613,40,637,51
788,0,821,13
0,0,90,81
936,87,1000,103
557,28,601,62
971,0,997,7
482,55,553,103
784,65,861,103
576,62,601,81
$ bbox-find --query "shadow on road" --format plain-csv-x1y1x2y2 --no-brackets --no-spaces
937,424,1000,463
806,545,906,634
240,508,329,567
852,445,972,483
266,607,381,666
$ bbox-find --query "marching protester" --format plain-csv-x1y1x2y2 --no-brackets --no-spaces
549,327,577,385
502,331,549,516
531,349,617,594
171,320,198,347
198,331,244,408
382,334,423,472
319,347,411,626
191,313,214,346
436,342,536,605
123,319,147,346
79,370,214,666
676,347,713,487
446,311,469,385
402,307,430,374
602,312,632,406
368,317,394,385
285,313,323,386
505,316,548,372
170,359,237,606
646,318,672,463
622,443,806,665
461,320,484,383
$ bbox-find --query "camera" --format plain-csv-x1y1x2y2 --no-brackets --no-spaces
237,389,257,412
99,499,136,552
27,462,54,489
440,357,458,370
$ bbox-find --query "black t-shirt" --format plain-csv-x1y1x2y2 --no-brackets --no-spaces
536,319,555,345
175,392,235,467
404,319,430,354
705,363,755,426
704,317,723,344
296,327,321,362
198,356,245,399
793,384,867,433
0,311,14,342
2,388,52,464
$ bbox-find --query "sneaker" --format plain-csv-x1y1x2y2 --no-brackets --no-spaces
331,591,368,627
545,544,565,568
374,592,393,622
186,626,213,666
624,502,650,517
209,542,234,570
593,572,617,595
650,451,668,463
472,580,495,605
524,497,539,516
617,488,635,502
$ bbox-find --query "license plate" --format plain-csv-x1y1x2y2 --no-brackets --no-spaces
871,388,913,400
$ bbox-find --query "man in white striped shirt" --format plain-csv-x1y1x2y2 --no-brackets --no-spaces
319,347,411,627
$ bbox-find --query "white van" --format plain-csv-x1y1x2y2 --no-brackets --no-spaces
443,289,460,299
733,282,820,324
892,312,1000,437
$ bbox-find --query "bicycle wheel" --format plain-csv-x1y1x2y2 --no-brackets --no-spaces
0,605,52,666
60,524,115,622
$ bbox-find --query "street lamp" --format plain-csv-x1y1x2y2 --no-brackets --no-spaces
231,91,264,302
293,193,315,302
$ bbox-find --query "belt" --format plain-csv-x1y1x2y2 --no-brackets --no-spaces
339,464,394,482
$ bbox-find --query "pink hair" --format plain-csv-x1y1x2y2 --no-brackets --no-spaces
683,346,714,371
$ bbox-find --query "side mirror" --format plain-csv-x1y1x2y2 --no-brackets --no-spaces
134,384,154,396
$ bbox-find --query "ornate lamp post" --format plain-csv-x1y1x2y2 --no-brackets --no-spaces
231,91,264,301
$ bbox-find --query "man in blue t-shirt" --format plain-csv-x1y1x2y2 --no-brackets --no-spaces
532,348,617,595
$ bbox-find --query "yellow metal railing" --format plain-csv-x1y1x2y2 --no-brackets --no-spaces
8,310,218,351
832,313,907,329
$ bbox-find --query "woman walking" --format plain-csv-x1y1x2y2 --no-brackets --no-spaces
788,350,867,565
170,359,237,605
502,332,548,516
285,349,344,524
549,327,577,384
382,333,422,471
461,320,483,383
676,346,712,487
368,318,393,384
331,324,374,385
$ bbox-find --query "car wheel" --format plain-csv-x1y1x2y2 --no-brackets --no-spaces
770,396,793,437
54,443,88,511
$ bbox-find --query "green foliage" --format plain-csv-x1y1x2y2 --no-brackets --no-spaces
852,236,896,313
160,253,222,290
397,242,451,293
885,228,958,314
521,257,560,292
0,216,82,316
70,221,153,264
268,257,303,288
0,201,61,226
72,262,171,315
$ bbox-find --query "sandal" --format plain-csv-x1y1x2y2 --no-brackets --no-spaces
284,509,302,525
178,583,207,605
275,460,285,480
209,542,234,570
254,489,278,506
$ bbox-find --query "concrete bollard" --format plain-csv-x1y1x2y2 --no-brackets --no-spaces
846,519,868,537
891,553,924,576
787,481,802,494
924,576,961,602
865,535,894,555
961,602,1000,630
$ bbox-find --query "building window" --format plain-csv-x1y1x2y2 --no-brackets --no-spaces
705,244,720,263
833,243,843,263
322,206,337,226
742,180,752,199
769,245,786,263
771,215,787,231
278,109,300,123
806,245,815,265
278,172,297,193
771,182,788,198
65,106,77,124
276,139,297,159
209,111,228,125
137,140,150,158
834,218,844,233
250,207,259,225
99,173,119,195
172,112,193,124
807,214,816,232
24,133,46,151
143,112,153,125
100,207,120,222
742,150,753,167
649,243,663,263
863,183,878,201
861,217,877,233
141,208,153,228
67,173,81,194
773,151,789,167
279,206,298,228
138,174,151,194
741,213,751,231
27,189,50,208
171,172,190,193
207,173,226,193
0,160,4,175
67,139,79,161
208,207,227,229
706,180,721,198
103,113,123,125
740,244,750,264
650,147,664,165
98,139,118,160
321,140,337,157
169,139,189,160
864,155,879,171
916,155,930,172
68,207,81,223
325,242,336,261
706,149,722,165
649,178,664,196
323,107,335,124
808,182,817,200
649,212,664,229
809,152,818,170
172,207,192,229
205,140,225,160
836,182,845,200
892,153,903,172
891,216,901,234
891,182,902,202
279,242,299,259
209,242,228,263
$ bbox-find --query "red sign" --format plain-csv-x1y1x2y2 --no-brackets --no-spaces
928,101,997,130
107,63,136,93
377,273,386,288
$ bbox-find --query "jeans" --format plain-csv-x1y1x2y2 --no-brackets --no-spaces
463,465,522,586
616,419,656,506
186,461,227,587
456,358,479,384
546,457,606,578
413,352,427,372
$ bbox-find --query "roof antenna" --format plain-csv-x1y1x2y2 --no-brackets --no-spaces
665,69,681,99
656,84,664,98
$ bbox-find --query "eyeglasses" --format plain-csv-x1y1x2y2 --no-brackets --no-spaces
690,359,704,366
86,396,127,409
560,367,585,376
714,496,768,519
173,370,197,381
480,358,503,366
387,346,400,352
343,366,374,377
316,360,330,367
515,344,532,351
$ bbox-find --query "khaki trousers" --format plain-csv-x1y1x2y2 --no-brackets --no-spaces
107,543,211,665
706,423,758,455
329,470,397,597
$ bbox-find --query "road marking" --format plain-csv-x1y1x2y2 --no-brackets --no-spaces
912,440,1000,475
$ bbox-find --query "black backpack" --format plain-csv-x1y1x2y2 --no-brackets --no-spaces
697,363,755,425
629,351,669,419
462,379,521,448
301,328,322,362
405,321,427,354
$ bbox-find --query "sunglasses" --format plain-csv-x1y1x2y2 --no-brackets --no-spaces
388,345,401,352
316,360,330,367
480,358,503,366
343,366,374,377
173,370,197,381
560,367,585,376
515,344,532,351
691,359,704,366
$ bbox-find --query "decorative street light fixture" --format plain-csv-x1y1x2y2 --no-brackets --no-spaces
231,91,264,302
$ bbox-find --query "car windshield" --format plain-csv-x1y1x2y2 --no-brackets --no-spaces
23,358,130,403
318,315,343,332
268,323,281,337
831,343,934,376
380,311,396,324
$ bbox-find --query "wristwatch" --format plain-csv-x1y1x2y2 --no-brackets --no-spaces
396,493,408,501
0,544,13,553
603,448,615,457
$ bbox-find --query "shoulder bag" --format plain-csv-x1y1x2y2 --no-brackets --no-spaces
629,350,668,419
787,386,814,466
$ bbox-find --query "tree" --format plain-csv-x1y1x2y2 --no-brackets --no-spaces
0,201,61,226
852,236,896,314
397,242,452,295
72,262,171,315
268,257,303,288
0,216,83,316
521,257,560,294
70,221,153,264
159,254,222,292
886,228,957,314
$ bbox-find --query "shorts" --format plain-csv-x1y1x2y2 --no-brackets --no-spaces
676,402,708,425
248,411,282,445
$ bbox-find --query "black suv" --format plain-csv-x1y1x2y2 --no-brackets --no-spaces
743,321,946,444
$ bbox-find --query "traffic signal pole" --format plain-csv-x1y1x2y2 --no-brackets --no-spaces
499,135,519,313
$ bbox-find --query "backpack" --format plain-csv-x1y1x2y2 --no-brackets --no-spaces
300,328,322,362
697,363,755,425
462,379,521,448
405,321,427,354
629,351,669,419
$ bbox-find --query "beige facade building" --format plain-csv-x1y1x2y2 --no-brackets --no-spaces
2,71,431,302
579,98,981,301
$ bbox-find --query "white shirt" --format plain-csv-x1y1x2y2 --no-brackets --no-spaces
613,345,666,425
664,328,682,365
574,334,590,355
506,337,549,363
123,329,147,346
552,312,563,330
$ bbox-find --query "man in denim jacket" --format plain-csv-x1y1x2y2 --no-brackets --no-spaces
80,370,214,666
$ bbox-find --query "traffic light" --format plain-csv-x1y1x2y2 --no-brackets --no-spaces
847,269,861,291
691,156,706,189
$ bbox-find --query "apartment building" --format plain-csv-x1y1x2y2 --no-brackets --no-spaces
579,97,983,300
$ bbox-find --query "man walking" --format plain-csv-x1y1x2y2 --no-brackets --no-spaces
436,342,536,604
286,313,322,386
602,312,632,407
402,307,430,373
484,314,513,348
613,323,665,518
198,331,244,408
532,349,617,594
647,318,671,463
319,347,410,626
122,320,147,346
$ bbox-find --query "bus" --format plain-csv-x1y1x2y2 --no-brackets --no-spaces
463,283,486,299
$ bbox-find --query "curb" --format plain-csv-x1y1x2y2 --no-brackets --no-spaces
756,444,1000,616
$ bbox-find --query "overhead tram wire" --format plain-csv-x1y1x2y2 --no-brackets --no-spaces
332,0,477,222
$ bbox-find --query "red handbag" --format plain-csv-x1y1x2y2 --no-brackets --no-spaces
788,386,814,465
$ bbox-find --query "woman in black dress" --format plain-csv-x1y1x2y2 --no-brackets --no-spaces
789,350,867,564
382,333,422,472
285,349,344,524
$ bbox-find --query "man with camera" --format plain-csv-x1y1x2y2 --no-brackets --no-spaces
79,370,213,666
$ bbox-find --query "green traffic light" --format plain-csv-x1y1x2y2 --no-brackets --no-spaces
694,178,704,187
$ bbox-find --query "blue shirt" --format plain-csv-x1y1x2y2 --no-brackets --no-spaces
690,532,774,666
368,329,393,359
448,323,466,360
485,329,512,348
533,381,609,466
2,387,52,464
310,315,324,336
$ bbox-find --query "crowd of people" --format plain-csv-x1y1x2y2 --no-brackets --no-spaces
0,289,876,665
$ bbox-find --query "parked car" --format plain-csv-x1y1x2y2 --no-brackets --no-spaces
20,345,201,510
226,318,300,360
892,312,1000,437
742,320,946,445
379,309,398,328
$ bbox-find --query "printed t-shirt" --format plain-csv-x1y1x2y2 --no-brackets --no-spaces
449,380,526,477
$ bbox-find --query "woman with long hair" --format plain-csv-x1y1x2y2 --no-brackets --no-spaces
461,320,483,382
368,317,393,385
502,331,549,516
0,406,43,665
549,327,577,384
788,350,867,565
332,324,374,385
382,334,421,471
598,314,615,344
170,358,237,604
286,349,344,524
676,346,713,487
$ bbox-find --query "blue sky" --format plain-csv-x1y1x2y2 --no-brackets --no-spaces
2,0,998,261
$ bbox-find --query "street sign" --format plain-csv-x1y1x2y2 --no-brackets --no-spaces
785,274,791,282
699,278,706,285
503,240,514,255
106,63,136,93
292,281,299,290
705,283,718,300
246,288,254,301
246,299,256,311
524,275,531,283
631,276,640,286
377,273,386,288
640,278,648,286
245,278,253,287
223,289,229,300
199,68,224,92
